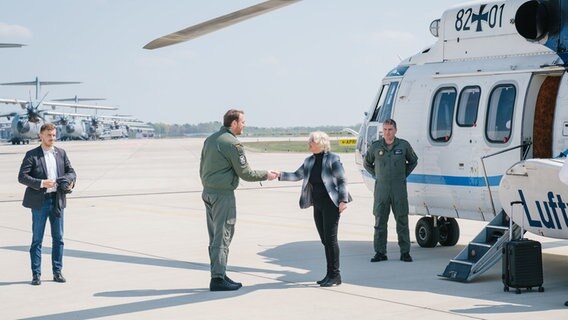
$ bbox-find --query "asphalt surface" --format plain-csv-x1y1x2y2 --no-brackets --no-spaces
1,138,567,319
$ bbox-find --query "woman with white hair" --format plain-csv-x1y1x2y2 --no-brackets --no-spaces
278,131,352,287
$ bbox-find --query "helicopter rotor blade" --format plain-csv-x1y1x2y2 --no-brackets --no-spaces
143,0,300,49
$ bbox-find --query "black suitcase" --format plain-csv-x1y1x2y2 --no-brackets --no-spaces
502,201,544,294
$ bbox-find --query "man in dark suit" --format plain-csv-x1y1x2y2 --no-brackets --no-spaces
18,123,76,285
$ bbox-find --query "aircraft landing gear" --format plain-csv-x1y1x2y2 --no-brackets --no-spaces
438,217,460,246
415,216,460,248
415,217,439,247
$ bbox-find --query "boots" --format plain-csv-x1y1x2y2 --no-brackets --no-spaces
316,274,329,285
320,274,341,287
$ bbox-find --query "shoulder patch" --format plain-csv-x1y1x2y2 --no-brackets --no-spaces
235,144,248,167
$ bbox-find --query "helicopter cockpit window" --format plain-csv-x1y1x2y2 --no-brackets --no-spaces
372,82,398,123
429,87,457,142
385,66,409,77
370,84,389,121
486,84,516,143
456,86,480,127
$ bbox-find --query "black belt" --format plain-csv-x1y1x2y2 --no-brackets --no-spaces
44,192,56,199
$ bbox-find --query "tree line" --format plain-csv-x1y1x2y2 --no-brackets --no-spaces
148,122,361,138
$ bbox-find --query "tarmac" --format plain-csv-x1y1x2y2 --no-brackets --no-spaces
1,137,567,320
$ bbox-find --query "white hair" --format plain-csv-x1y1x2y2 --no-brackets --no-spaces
309,131,330,152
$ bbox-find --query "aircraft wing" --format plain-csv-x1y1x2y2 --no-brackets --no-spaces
0,43,25,48
43,101,118,110
0,112,18,118
97,115,140,121
43,111,92,118
127,123,153,128
143,0,300,49
130,126,155,131
0,98,29,108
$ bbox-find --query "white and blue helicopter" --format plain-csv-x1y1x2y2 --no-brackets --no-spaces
144,0,568,281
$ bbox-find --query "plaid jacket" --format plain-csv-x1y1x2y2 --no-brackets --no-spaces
280,152,352,209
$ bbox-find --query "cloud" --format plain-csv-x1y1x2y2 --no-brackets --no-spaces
0,22,32,39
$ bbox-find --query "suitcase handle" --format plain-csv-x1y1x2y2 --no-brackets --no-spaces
510,201,525,240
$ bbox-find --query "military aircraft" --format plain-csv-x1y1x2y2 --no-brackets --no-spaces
144,0,568,281
0,77,117,144
48,112,90,141
83,114,142,140
49,96,109,140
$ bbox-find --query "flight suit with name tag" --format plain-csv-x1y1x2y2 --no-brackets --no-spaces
364,137,418,255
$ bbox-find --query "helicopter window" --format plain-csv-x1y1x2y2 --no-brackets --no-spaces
486,84,516,143
456,86,480,127
370,84,389,121
429,87,457,142
385,66,409,77
374,82,398,123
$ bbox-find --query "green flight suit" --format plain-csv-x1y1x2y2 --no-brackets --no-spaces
200,126,268,279
364,137,418,255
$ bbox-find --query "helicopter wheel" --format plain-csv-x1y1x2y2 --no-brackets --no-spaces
415,217,439,248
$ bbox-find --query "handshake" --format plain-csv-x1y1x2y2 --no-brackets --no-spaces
267,170,280,181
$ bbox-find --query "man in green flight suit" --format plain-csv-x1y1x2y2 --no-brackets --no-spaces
364,119,418,263
200,109,278,291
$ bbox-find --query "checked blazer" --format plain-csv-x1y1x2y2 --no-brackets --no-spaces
280,152,352,209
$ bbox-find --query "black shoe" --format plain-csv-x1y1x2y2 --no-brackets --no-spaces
320,274,342,287
316,275,329,285
53,273,67,283
224,275,243,288
210,278,240,291
400,252,413,262
370,253,388,262
31,274,41,286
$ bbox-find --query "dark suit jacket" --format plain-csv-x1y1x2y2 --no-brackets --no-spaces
18,145,76,209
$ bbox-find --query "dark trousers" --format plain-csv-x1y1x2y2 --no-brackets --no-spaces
313,195,341,278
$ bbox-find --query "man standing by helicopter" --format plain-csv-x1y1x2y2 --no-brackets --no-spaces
364,119,418,263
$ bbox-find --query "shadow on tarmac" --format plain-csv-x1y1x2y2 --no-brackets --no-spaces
2,239,567,319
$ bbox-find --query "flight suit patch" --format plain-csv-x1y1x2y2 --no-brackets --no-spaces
394,149,403,155
235,144,248,166
378,149,384,156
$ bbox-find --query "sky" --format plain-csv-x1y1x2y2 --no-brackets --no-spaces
0,0,460,127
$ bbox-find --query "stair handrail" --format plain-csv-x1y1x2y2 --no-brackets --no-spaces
480,141,533,217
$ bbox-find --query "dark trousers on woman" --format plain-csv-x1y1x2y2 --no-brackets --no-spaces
313,195,341,278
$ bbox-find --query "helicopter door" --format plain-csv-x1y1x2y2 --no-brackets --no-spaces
360,81,399,155
550,73,568,157
528,75,561,158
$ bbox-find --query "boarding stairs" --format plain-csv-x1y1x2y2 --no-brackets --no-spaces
440,210,521,282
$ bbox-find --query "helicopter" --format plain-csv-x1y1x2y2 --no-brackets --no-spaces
143,0,568,281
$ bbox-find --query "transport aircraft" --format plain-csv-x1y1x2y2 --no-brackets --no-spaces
144,0,568,281
83,114,143,140
49,96,108,140
0,77,117,144
49,113,91,141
